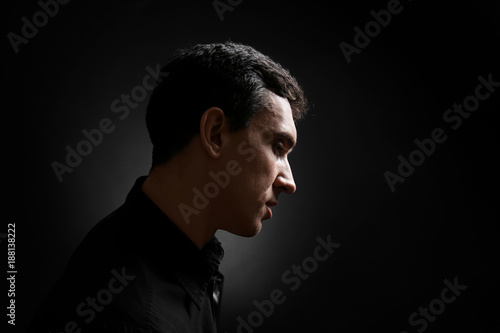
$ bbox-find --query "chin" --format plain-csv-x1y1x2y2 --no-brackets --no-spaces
246,222,262,237
225,220,262,237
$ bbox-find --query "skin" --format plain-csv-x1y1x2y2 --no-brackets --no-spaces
142,90,297,249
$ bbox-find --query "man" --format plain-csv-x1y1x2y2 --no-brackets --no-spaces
28,42,308,333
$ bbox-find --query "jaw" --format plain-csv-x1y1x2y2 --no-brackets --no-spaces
216,205,264,237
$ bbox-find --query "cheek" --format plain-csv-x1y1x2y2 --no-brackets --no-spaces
223,158,274,204
241,152,276,185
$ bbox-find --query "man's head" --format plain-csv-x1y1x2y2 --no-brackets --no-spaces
144,42,308,238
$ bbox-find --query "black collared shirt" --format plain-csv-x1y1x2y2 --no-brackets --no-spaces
28,176,225,333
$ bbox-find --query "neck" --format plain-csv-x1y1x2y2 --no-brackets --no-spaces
141,163,218,250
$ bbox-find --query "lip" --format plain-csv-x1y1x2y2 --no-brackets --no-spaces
266,201,278,207
265,201,277,219
265,205,273,219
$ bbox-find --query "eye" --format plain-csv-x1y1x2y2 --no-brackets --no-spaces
272,141,286,156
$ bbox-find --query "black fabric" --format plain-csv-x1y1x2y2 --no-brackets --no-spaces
27,176,225,333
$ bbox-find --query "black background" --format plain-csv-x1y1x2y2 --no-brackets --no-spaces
6,0,500,332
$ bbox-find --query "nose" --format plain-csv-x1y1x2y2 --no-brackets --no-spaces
273,160,296,195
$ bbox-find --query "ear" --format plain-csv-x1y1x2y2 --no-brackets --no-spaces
199,107,227,158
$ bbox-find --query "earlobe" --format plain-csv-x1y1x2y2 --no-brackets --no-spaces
200,107,226,158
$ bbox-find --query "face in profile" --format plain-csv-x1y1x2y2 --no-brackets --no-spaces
215,92,298,237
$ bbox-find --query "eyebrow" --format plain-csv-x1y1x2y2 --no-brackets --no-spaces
274,131,296,152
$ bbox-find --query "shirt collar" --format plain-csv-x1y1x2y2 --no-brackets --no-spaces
126,176,224,309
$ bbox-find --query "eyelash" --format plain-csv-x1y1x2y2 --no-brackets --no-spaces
273,142,286,156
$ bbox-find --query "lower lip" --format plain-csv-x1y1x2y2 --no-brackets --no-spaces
266,205,272,219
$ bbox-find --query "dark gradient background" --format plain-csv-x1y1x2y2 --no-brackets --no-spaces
7,0,500,332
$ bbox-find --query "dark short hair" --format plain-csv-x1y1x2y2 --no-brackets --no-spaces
145,41,308,167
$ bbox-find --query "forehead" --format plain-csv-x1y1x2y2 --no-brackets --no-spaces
251,91,297,140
